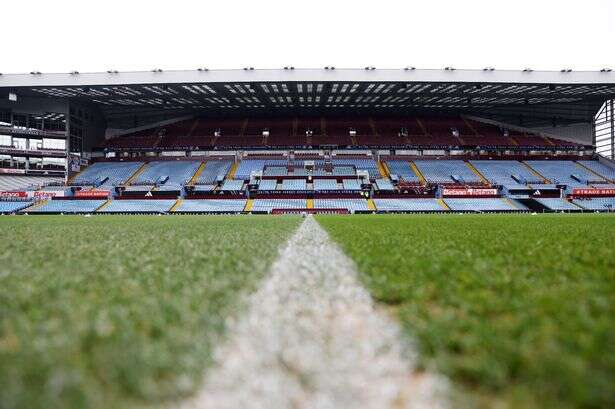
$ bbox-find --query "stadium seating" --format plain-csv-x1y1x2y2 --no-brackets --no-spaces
0,176,63,191
385,160,420,183
414,160,481,184
572,197,615,211
313,199,369,212
470,160,544,187
375,178,395,191
342,179,362,191
534,198,580,211
251,199,307,212
132,161,200,186
196,160,232,184
106,116,586,151
72,162,143,186
525,160,603,186
577,160,615,182
257,179,277,190
31,200,106,213
234,159,287,179
174,199,247,213
100,199,176,213
332,166,356,176
280,179,307,191
264,166,288,177
373,198,444,212
220,180,245,191
332,158,379,178
0,201,33,213
444,198,522,211
313,179,340,191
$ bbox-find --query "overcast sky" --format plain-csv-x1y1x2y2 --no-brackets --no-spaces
1,0,614,74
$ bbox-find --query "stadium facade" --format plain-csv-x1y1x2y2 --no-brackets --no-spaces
0,67,614,214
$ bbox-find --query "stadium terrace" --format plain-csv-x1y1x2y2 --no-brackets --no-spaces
1,67,615,215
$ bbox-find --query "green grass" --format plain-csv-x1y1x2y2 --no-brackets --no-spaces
318,214,615,409
0,215,300,409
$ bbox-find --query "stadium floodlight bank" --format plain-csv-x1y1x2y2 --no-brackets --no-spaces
1,67,615,214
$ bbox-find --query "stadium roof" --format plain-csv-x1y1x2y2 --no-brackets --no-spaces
1,68,614,126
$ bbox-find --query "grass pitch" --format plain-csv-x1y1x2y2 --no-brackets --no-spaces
0,215,300,409
318,214,615,409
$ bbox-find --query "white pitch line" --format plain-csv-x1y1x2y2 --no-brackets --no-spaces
178,216,448,409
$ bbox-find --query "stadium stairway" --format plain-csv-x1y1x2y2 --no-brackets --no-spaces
465,161,490,184
188,162,207,186
226,162,239,179
67,169,81,185
377,161,390,178
505,198,524,210
415,118,428,135
575,161,610,181
437,198,451,210
367,199,376,211
169,199,183,212
95,199,112,212
124,162,149,185
409,161,427,185
522,161,550,183
243,199,254,212
22,200,48,212
188,118,200,136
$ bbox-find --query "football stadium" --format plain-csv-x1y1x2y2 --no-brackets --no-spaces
1,66,615,407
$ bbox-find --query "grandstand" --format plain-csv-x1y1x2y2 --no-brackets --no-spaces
0,67,614,214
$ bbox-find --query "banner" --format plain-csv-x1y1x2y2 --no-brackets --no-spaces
75,190,110,198
33,190,66,199
0,191,30,199
442,188,498,197
572,188,615,197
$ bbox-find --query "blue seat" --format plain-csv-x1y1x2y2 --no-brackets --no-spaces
373,199,444,212
99,200,176,213
31,200,107,213
174,199,247,213
0,201,33,213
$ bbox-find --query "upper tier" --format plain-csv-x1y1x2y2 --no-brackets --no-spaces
103,116,585,151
